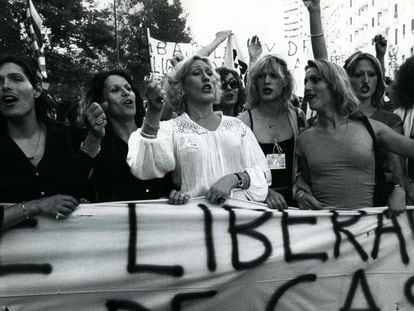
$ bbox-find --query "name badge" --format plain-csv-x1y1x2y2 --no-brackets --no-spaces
180,136,200,150
267,153,286,170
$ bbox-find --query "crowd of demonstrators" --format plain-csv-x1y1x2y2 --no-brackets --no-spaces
5,1,414,233
239,54,307,210
0,55,104,231
82,70,174,202
127,55,269,205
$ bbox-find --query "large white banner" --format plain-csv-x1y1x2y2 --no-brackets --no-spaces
148,33,312,95
2,198,414,310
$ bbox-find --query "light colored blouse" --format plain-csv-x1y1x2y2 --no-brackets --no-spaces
127,112,269,201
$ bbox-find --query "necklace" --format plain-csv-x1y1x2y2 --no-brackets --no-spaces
26,130,42,161
256,114,278,129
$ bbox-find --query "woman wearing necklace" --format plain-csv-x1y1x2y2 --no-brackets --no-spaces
127,55,269,204
239,54,307,210
295,59,414,213
0,55,104,231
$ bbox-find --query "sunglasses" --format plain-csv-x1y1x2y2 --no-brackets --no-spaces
221,80,239,90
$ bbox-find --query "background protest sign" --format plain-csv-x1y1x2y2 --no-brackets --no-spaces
2,198,414,310
147,31,312,96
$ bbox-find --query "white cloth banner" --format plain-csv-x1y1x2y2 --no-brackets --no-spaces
148,34,226,77
2,198,414,310
147,32,310,95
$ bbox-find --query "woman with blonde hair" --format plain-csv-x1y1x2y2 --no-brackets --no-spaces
295,59,414,213
239,53,307,210
127,55,269,204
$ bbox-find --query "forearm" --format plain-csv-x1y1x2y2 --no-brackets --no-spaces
2,202,37,232
308,8,328,60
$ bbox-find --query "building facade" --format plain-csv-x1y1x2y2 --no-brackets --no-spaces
321,0,414,77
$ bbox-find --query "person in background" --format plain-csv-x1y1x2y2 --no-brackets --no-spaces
214,66,246,116
0,55,104,231
127,55,269,205
392,56,414,203
83,70,174,202
239,54,307,210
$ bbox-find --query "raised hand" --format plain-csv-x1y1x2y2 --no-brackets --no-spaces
215,30,233,43
302,0,321,12
247,35,263,63
374,34,387,59
84,102,107,139
144,79,165,112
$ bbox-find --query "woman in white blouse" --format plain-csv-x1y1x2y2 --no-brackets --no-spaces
127,55,269,204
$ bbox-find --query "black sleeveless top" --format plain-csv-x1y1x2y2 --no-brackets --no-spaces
247,110,295,205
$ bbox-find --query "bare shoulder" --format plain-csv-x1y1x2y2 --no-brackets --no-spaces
238,110,252,128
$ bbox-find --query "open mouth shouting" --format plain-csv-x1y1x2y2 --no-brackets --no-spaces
262,87,273,95
123,98,135,106
2,94,18,105
360,85,370,94
202,84,212,93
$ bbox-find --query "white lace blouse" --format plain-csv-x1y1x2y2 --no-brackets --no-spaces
127,112,269,201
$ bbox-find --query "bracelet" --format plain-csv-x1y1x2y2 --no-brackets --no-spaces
295,191,306,201
140,131,157,139
310,33,324,37
21,202,30,220
143,118,160,131
80,141,101,158
394,184,403,188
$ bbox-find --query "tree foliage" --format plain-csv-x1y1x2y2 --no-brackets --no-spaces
0,0,191,102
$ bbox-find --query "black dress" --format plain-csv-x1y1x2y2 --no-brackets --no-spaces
90,126,174,202
0,128,92,202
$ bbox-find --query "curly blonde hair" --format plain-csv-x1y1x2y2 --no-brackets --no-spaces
163,55,222,114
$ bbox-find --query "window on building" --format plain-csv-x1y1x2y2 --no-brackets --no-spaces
412,19,414,32
372,18,375,27
394,4,398,19
372,0,375,5
350,17,352,25
350,0,352,7
377,12,382,26
403,24,406,37
350,34,352,42
395,28,398,45
402,55,405,62
411,47,414,56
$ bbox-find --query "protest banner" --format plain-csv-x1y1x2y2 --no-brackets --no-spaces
2,198,413,310
147,31,312,95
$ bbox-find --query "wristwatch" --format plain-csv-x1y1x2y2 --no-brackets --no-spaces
235,173,244,188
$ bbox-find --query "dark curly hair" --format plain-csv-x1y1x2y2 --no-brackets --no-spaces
215,67,246,116
0,55,51,131
84,69,145,127
391,55,414,109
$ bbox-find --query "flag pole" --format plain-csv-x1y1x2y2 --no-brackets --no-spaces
114,0,120,68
